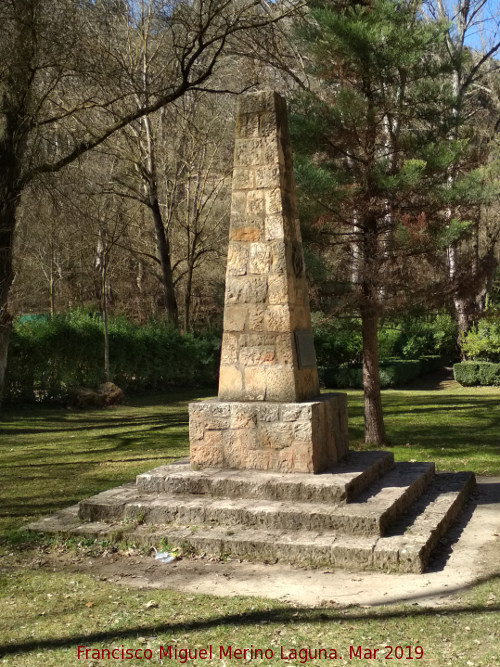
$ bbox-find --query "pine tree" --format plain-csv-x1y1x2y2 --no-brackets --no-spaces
290,0,496,443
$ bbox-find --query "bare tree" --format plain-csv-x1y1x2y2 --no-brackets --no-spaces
0,0,294,403
426,0,500,340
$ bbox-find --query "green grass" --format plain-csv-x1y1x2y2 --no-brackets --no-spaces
0,561,499,666
1,386,499,541
0,391,207,538
345,386,500,476
0,387,499,666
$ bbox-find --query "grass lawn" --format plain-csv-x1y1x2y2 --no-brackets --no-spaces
0,386,499,666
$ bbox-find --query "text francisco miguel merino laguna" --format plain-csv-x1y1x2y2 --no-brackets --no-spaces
77,643,424,662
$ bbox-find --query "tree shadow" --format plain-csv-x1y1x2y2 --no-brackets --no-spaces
1,573,499,657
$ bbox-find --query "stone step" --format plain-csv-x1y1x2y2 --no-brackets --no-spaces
78,462,434,537
136,451,395,503
33,471,475,573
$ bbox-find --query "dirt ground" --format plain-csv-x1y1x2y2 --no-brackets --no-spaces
30,476,499,609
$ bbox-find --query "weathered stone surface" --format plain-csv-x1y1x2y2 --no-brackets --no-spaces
189,394,349,473
217,91,320,405
30,459,476,574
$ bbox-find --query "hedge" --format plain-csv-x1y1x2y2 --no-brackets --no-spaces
453,361,500,386
4,314,220,404
319,358,426,389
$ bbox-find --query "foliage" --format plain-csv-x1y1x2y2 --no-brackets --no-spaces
311,314,362,367
313,313,457,367
459,319,500,362
453,361,500,386
4,313,220,403
320,359,423,389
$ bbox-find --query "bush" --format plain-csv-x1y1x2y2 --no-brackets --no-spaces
389,313,457,362
460,320,500,363
312,313,457,369
453,361,500,386
311,314,362,367
320,359,422,389
4,313,220,404
419,355,443,374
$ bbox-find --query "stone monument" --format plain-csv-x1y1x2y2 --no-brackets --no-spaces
28,90,476,576
189,91,349,473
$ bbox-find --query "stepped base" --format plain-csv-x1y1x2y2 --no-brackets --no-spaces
28,452,476,574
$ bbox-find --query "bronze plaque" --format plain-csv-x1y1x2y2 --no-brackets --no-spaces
294,331,317,369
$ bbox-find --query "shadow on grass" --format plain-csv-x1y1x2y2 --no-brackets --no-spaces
0,411,188,437
1,573,499,658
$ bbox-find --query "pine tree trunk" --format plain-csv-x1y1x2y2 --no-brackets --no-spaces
360,211,386,445
361,303,386,445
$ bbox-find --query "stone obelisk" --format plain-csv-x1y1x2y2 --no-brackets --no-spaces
189,91,349,473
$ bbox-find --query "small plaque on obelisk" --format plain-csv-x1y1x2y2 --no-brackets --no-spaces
189,92,349,473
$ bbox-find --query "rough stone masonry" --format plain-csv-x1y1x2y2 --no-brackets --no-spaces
189,91,349,473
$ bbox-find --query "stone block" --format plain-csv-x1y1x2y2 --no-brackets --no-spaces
233,138,266,166
218,365,243,399
246,190,265,217
264,367,297,402
255,404,280,422
270,241,287,272
225,276,268,304
265,215,285,241
265,305,292,332
191,443,224,468
248,242,271,274
220,333,239,365
223,305,247,332
281,404,311,421
267,275,290,305
247,304,266,331
255,165,280,189
265,188,284,216
244,367,267,401
232,167,255,190
229,227,261,242
274,333,296,365
230,404,258,429
226,243,248,276
239,345,275,366
236,112,261,138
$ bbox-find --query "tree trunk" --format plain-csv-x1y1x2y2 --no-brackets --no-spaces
184,259,195,332
150,197,179,329
361,303,386,445
360,211,386,445
0,314,12,407
0,126,22,408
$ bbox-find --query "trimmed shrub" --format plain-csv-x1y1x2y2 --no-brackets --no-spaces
419,355,443,374
453,361,500,386
4,313,220,404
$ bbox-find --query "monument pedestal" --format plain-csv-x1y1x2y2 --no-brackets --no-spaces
189,393,349,473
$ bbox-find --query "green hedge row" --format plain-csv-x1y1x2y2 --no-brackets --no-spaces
312,313,458,367
319,356,441,389
453,362,500,386
5,314,220,403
